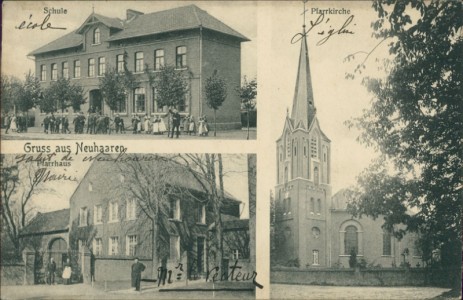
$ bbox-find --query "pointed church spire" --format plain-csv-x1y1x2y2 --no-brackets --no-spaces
290,2,316,130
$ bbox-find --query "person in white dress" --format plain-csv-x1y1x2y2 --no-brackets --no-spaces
188,116,195,135
10,115,17,132
158,115,167,134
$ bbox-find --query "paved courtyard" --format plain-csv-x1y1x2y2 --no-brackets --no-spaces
1,127,256,140
271,284,454,300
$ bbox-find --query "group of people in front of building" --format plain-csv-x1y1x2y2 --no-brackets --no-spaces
45,256,146,292
3,109,211,138
46,257,72,285
130,109,209,138
2,112,29,134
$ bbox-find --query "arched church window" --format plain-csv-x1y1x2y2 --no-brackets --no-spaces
316,199,321,214
294,146,297,156
310,198,315,214
314,167,319,185
284,166,288,183
345,225,358,255
312,227,320,239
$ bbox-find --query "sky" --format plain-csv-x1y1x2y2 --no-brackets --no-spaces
18,153,250,219
1,1,257,80
258,1,392,194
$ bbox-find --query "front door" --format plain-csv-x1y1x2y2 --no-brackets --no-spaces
89,90,103,114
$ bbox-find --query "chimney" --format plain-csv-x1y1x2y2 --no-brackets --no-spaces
126,9,144,22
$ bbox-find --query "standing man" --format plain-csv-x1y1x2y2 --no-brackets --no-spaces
114,114,122,133
170,109,181,138
131,258,145,292
47,257,56,285
4,113,11,134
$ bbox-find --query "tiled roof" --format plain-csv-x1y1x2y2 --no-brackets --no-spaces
28,31,83,56
20,209,69,236
108,5,249,42
29,5,248,56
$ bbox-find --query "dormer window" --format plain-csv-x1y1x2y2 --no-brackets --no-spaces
93,28,100,44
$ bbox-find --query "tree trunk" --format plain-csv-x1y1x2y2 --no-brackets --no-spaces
247,109,250,140
214,109,217,137
247,154,256,266
217,155,225,274
151,218,158,278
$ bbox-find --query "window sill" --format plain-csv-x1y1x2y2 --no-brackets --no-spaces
78,224,88,227
339,254,364,257
175,67,188,71
196,222,207,226
97,75,105,77
92,43,102,46
169,218,182,223
108,220,119,224
381,255,392,257
133,71,144,74
94,222,103,225
87,76,96,79
71,77,80,80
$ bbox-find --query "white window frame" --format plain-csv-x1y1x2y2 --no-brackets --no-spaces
94,205,103,224
170,199,181,220
93,238,102,256
109,236,119,255
109,202,119,223
79,207,88,227
126,235,137,256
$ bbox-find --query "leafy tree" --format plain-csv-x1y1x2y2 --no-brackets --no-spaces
17,72,41,113
41,77,86,113
99,68,128,115
237,77,257,139
1,75,22,113
346,0,462,291
205,73,227,137
155,65,188,109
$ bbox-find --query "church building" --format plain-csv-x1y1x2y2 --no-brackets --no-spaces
274,25,421,269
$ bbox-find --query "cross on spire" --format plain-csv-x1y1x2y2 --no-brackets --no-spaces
92,4,95,14
302,0,309,28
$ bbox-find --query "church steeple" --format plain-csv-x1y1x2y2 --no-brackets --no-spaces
290,25,316,130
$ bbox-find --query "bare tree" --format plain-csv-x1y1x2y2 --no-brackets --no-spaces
116,155,201,278
0,155,43,258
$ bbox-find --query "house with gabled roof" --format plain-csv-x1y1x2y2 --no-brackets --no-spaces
20,154,250,282
29,4,250,130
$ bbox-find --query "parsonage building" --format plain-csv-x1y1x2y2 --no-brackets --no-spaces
273,27,421,269
29,5,249,130
19,155,253,283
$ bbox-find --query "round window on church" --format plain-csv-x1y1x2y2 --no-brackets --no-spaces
312,227,320,239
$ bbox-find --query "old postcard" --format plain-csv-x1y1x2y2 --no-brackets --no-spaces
1,0,461,300
1,1,257,141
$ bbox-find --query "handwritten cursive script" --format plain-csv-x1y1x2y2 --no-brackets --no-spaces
291,14,355,46
15,13,66,30
34,168,78,184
